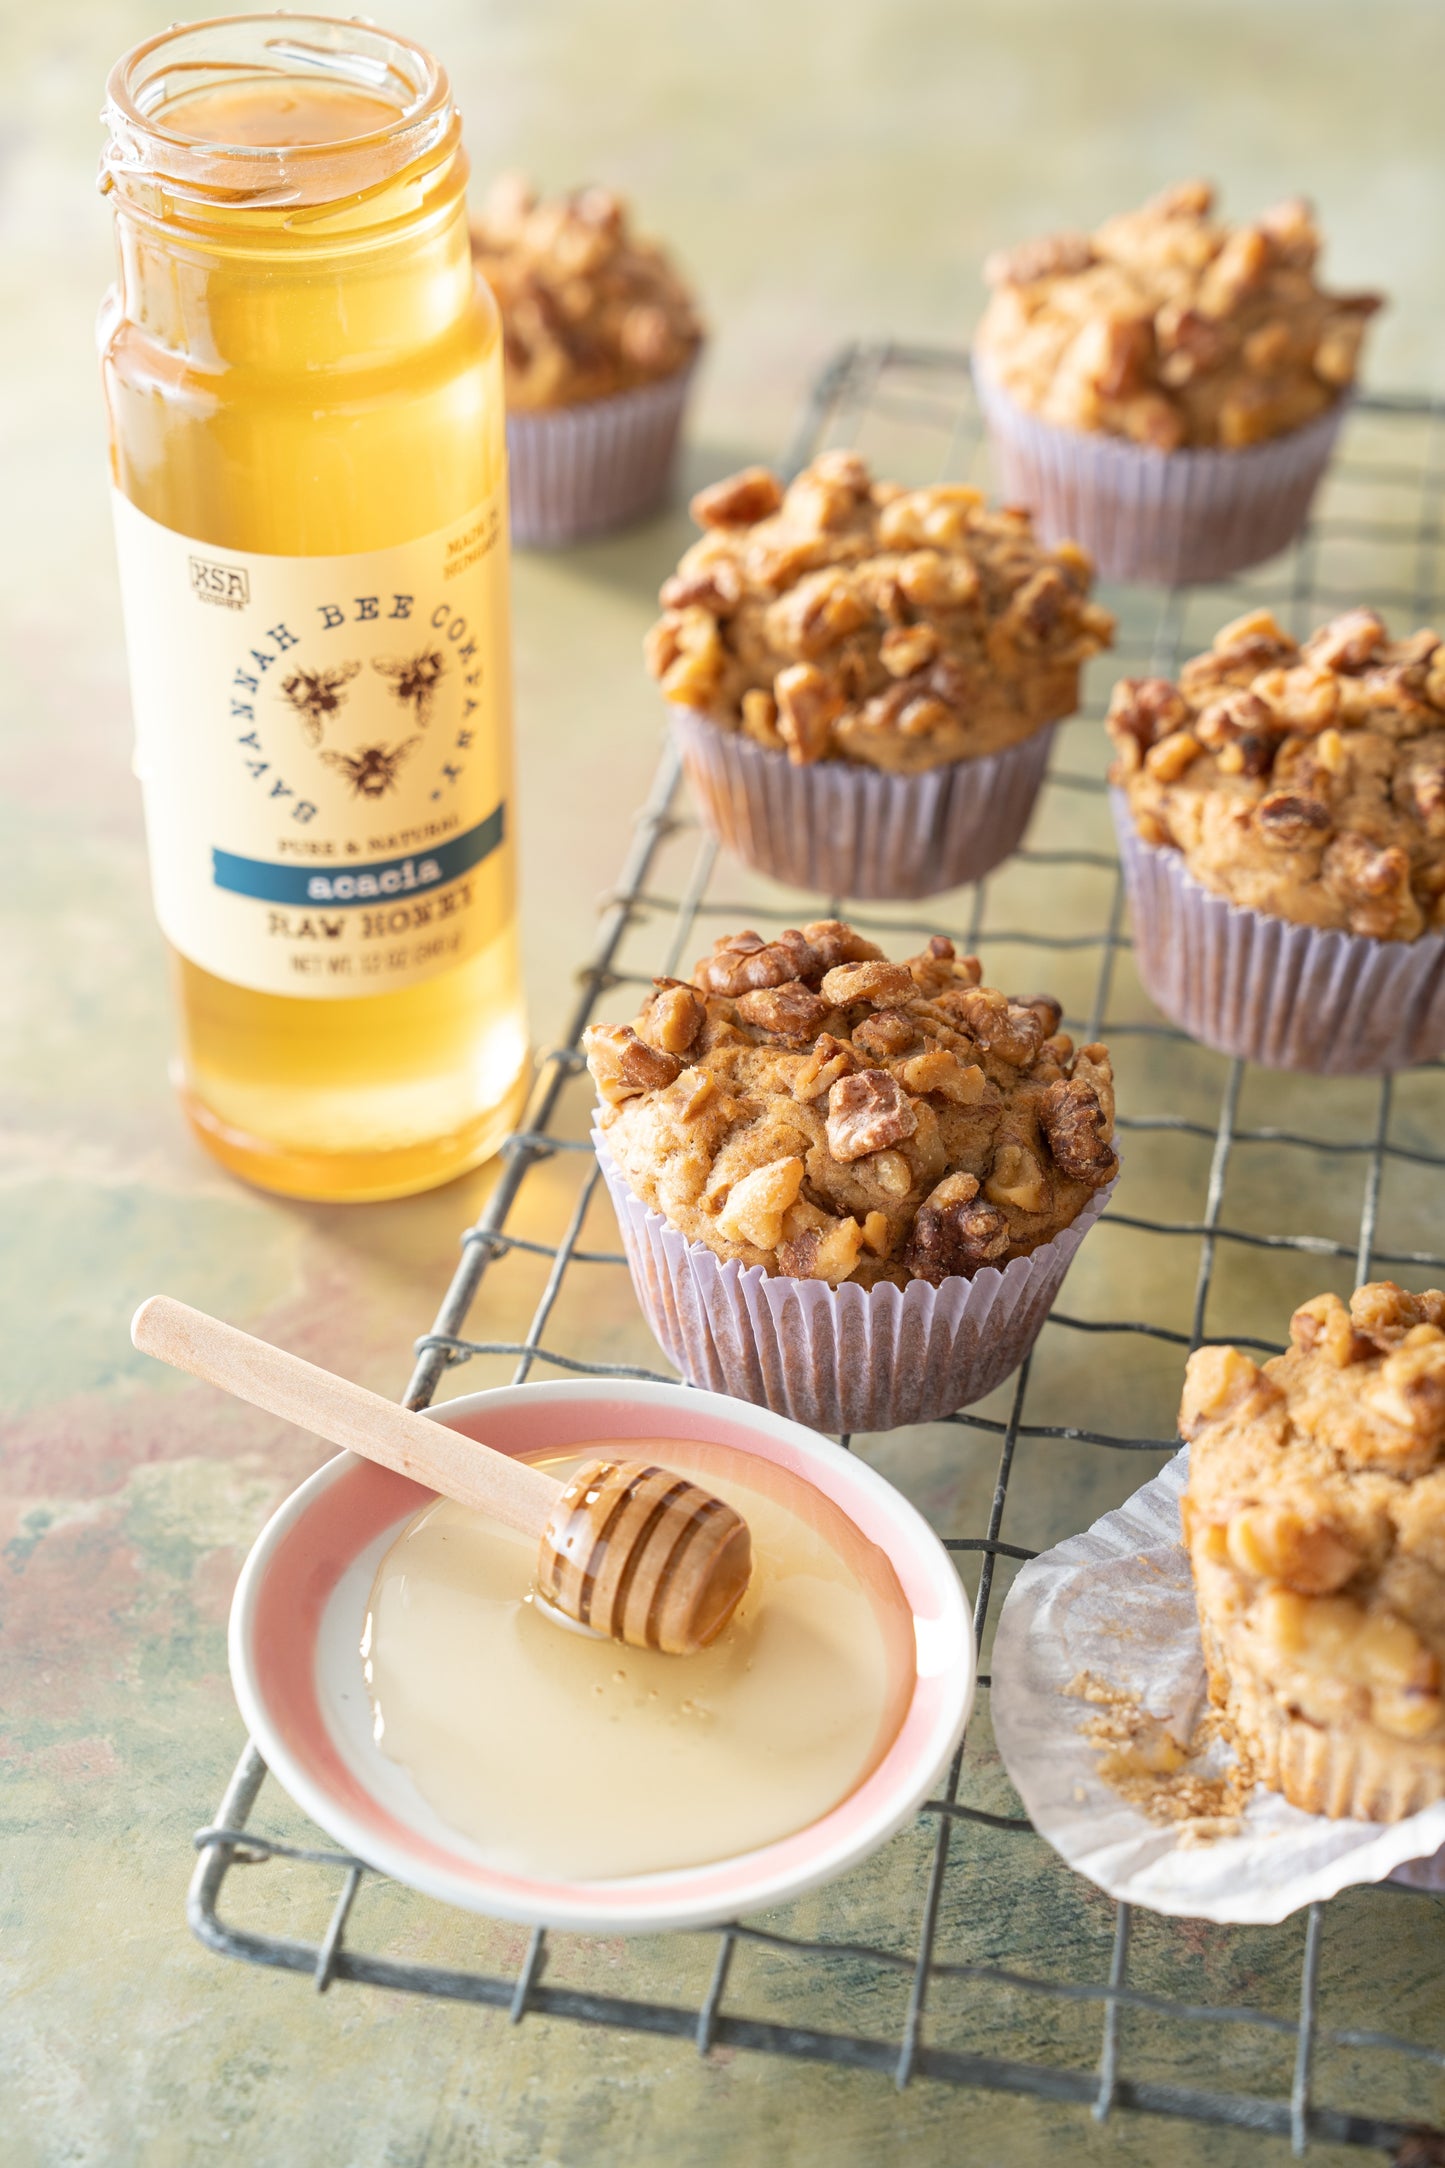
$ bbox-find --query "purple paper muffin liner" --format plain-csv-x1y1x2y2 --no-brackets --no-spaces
595,1131,1116,1434
1111,789,1445,1073
971,356,1347,586
507,361,696,547
669,707,1055,900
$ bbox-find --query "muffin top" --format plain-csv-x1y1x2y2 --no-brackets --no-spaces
1181,1283,1445,1752
1107,607,1445,941
586,919,1117,1290
976,180,1381,452
644,453,1113,775
470,175,702,411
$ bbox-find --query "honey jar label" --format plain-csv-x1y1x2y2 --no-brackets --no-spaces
111,493,514,1000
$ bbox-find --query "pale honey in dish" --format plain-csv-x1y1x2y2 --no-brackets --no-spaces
362,1439,916,1880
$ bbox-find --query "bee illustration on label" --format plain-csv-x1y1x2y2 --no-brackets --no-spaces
372,648,446,726
320,739,421,799
279,661,362,746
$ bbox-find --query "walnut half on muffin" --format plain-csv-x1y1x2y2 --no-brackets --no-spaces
644,453,1113,774
585,920,1117,1289
1108,608,1445,940
1182,1284,1445,1820
977,179,1382,452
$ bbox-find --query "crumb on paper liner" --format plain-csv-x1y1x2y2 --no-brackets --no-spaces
990,1449,1445,1923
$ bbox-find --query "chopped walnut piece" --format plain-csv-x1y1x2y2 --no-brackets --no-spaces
825,1070,919,1162
1303,608,1389,674
820,959,915,1008
774,662,845,764
1038,1075,1118,1187
896,1048,991,1104
902,1174,1010,1283
1254,791,1332,849
1291,1292,1372,1368
583,1023,683,1105
1179,1345,1284,1437
852,1008,918,1061
715,1156,804,1250
639,980,704,1055
692,468,783,528
735,981,831,1042
985,1144,1049,1214
793,1032,857,1103
693,927,820,996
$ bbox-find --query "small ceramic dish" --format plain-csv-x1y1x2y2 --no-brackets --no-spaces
229,1375,974,1932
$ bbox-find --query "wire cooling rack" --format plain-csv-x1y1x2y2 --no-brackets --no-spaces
190,348,1445,2161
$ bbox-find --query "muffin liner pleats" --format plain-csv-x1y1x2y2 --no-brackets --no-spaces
1111,790,1445,1074
507,360,697,547
593,1132,1116,1434
971,355,1347,586
990,1450,1445,1924
669,707,1055,901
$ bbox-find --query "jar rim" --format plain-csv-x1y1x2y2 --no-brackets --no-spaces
101,12,454,208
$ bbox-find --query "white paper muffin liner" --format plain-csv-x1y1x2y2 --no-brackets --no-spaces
1111,789,1445,1073
594,1131,1116,1434
972,355,1348,586
991,1449,1445,1923
507,361,696,547
669,707,1055,900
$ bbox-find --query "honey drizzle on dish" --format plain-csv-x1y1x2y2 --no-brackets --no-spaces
362,1438,916,1881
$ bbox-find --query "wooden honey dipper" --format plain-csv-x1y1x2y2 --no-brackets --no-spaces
131,1296,752,1655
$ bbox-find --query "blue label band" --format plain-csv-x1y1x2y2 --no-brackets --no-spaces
212,804,505,907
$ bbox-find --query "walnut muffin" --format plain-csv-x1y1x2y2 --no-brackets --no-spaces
1181,1283,1445,1820
1108,607,1445,941
586,920,1118,1291
644,453,1113,776
471,175,702,411
977,181,1381,453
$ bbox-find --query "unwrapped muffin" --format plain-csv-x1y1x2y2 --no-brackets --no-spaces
1181,1283,1445,1821
1107,607,1445,1071
973,182,1382,581
471,175,703,543
585,920,1118,1430
646,453,1112,896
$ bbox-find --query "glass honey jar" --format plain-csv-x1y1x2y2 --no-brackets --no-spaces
99,14,528,1202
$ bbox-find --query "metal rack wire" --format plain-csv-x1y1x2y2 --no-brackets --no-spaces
189,348,1445,2161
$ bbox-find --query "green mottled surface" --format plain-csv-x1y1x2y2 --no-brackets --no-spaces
3,4,1444,2163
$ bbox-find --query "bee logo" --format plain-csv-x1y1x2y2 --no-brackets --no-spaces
279,662,362,746
319,739,420,799
373,648,446,727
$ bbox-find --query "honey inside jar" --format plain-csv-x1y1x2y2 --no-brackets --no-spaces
363,1439,917,1879
100,17,527,1202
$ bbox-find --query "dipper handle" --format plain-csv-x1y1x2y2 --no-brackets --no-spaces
130,1295,559,1536
130,1297,751,1654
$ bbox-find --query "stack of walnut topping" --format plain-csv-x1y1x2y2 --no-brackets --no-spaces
976,180,1381,451
644,452,1112,774
586,920,1117,1290
1182,1282,1445,1816
1108,607,1445,940
470,175,702,410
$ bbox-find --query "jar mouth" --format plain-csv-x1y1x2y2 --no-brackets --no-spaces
102,11,454,209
